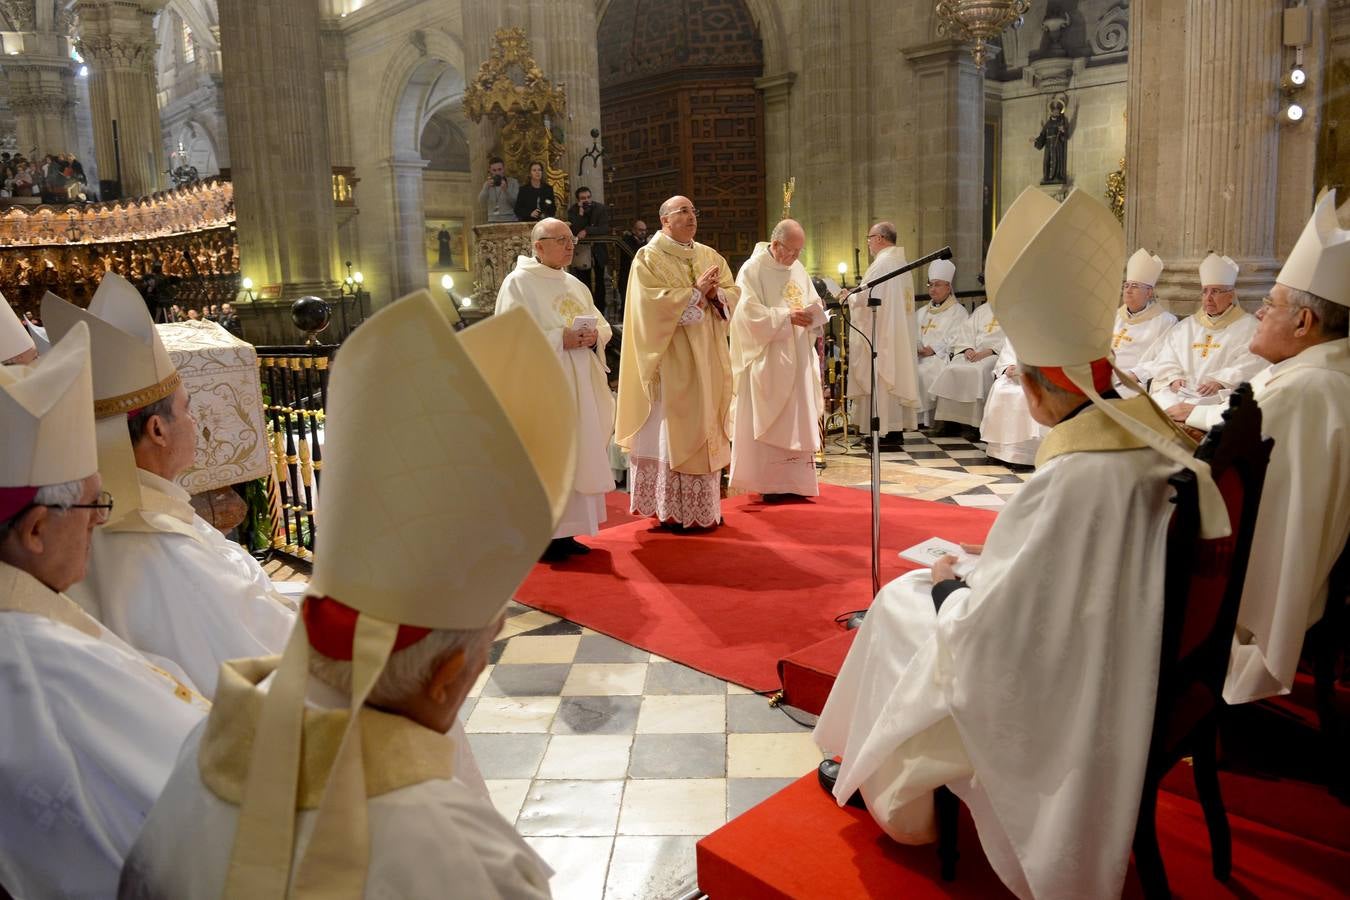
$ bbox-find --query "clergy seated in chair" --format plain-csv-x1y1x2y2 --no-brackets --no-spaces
0,324,208,899
729,220,825,500
1111,250,1177,397
978,341,1048,466
1177,190,1350,706
1146,253,1265,421
813,188,1234,899
43,274,296,698
930,299,1005,436
118,296,563,899
914,259,968,427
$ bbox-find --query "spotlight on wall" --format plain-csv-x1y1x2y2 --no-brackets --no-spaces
1284,102,1305,123
1280,8,1310,126
440,273,453,291
240,276,257,302
78,65,88,77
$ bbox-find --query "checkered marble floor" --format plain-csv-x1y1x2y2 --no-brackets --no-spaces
456,425,1032,900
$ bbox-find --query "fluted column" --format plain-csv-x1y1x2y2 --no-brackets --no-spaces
902,39,985,292
74,0,166,198
4,55,78,155
530,0,603,201
217,0,339,298
1127,0,1284,307
756,72,796,230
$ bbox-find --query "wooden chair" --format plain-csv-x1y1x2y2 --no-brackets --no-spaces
935,385,1272,900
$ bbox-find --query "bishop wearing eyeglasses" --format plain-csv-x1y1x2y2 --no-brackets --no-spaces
616,196,738,529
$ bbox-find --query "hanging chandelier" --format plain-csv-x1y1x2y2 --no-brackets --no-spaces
934,0,1031,70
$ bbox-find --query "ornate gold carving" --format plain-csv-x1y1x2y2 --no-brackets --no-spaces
464,27,569,197
1105,156,1126,224
471,222,534,306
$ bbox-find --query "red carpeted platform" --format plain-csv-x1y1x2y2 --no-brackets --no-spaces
696,770,1350,899
777,630,858,715
514,485,996,691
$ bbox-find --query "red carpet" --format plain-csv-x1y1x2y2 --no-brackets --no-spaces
697,771,1350,899
515,485,996,690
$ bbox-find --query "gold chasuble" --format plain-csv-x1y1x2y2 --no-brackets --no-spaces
616,232,738,475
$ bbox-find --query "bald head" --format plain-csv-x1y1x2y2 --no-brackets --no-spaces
769,219,805,267
865,221,896,260
659,196,698,244
532,217,574,269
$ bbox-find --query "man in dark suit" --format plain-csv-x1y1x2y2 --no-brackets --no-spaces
567,186,611,314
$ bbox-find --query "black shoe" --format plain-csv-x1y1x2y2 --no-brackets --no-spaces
562,537,591,555
540,539,572,562
817,759,866,809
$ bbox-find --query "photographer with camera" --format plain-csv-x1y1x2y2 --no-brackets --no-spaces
477,157,519,224
567,186,611,313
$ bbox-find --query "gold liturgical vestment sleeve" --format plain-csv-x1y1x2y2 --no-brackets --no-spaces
615,233,738,475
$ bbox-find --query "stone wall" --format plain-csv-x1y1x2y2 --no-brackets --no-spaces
992,62,1127,219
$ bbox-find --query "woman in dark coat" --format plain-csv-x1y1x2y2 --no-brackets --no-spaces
514,161,558,222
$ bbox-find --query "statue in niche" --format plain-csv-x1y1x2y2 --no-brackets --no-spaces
1033,96,1070,185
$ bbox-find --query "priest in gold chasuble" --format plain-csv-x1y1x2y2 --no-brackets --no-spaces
616,196,738,528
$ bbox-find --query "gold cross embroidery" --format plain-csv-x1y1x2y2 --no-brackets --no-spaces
1112,328,1133,350
783,280,804,311
922,318,940,335
985,318,999,334
1192,333,1221,359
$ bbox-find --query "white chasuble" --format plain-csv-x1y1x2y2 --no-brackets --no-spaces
846,245,922,434
496,255,616,537
0,562,208,900
815,405,1177,900
67,467,297,698
728,250,823,495
1186,339,1350,703
931,302,1006,426
120,660,551,900
1110,302,1177,390
978,342,1048,465
1145,304,1264,409
914,299,969,420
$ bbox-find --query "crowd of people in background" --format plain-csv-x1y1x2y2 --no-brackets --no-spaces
1,151,89,202
164,301,242,336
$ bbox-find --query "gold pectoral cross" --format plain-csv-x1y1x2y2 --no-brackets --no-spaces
1112,328,1133,350
1192,333,1220,359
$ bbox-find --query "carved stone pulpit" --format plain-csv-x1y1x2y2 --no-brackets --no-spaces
471,222,534,307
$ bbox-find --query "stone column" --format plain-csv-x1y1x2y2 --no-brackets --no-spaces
4,54,78,155
386,155,430,297
799,1,859,276
756,72,797,231
1127,0,1285,307
901,39,986,292
217,0,339,299
531,0,603,201
74,0,166,198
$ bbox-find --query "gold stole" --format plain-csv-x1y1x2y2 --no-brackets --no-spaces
1036,394,1195,468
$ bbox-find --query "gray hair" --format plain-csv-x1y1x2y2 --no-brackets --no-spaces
872,222,897,244
308,623,494,708
531,218,566,243
127,393,176,445
770,219,802,244
1019,364,1081,404
0,477,85,535
1286,287,1349,337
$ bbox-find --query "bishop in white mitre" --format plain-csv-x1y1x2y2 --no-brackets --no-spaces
0,322,208,899
1146,252,1265,415
1111,249,1176,394
1,292,38,365
43,274,295,697
1180,191,1350,705
120,295,560,900
496,217,615,560
814,188,1230,900
978,340,1049,466
846,222,921,439
730,219,824,498
930,296,1005,430
914,259,969,425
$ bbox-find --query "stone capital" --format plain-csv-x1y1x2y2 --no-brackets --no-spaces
754,71,796,102
901,38,983,74
75,33,157,70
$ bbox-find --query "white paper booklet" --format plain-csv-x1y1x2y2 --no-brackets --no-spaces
803,303,828,328
898,537,979,579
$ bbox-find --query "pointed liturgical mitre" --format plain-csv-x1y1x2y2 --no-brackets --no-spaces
987,187,1230,539
0,322,97,520
220,292,576,899
0,292,35,363
928,259,956,284
1125,249,1164,287
1199,252,1239,289
41,274,182,526
1277,189,1350,308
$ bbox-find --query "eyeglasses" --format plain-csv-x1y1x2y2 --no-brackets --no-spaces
16,491,116,526
866,233,885,241
539,236,577,247
1201,287,1235,298
1121,281,1151,291
665,207,699,218
1259,296,1296,313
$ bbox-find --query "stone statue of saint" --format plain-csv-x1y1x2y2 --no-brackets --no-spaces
1034,98,1069,185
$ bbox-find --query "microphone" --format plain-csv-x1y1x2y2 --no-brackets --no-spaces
845,245,952,296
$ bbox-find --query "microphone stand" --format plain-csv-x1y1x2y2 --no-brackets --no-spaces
838,245,952,604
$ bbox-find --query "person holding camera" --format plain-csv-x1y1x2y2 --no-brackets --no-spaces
477,156,519,224
567,186,611,313
513,161,558,223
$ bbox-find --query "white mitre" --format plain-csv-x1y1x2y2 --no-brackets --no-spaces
40,274,181,526
928,258,956,284
987,186,1230,538
1199,252,1239,288
1277,189,1350,308
0,322,97,521
217,293,576,899
0,292,35,363
1126,249,1164,287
